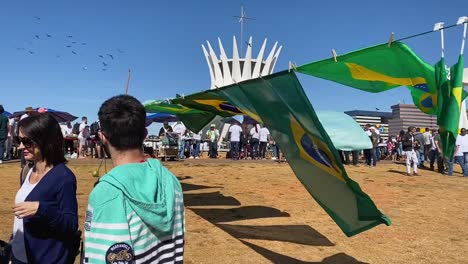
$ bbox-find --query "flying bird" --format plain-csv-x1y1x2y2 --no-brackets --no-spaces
28,51,35,54
66,45,72,48
56,55,61,58
102,68,107,71
46,33,52,38
102,62,108,67
82,66,88,70
72,41,77,44
35,35,40,39
34,16,41,20
71,51,77,55
117,49,124,53
67,35,73,38
81,43,86,45
107,54,114,60
98,55,104,58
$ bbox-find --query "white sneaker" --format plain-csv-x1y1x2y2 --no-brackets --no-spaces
271,157,277,160
195,156,199,159
189,156,194,159
0,160,3,164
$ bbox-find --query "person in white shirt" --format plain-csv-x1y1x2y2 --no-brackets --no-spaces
250,123,260,159
78,116,88,158
228,122,242,160
206,124,219,158
20,106,35,121
61,122,74,154
191,131,202,159
422,127,432,161
259,126,270,159
173,122,187,159
451,128,468,176
172,121,186,136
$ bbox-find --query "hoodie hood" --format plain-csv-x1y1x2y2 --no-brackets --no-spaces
100,158,182,235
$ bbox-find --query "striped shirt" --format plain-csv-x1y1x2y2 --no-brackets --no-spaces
84,159,185,264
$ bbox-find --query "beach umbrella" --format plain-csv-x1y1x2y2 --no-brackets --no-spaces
2,111,12,118
145,113,179,127
12,107,78,123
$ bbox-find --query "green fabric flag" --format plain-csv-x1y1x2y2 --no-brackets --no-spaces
144,100,215,133
172,92,263,122
297,42,439,115
436,55,465,158
176,71,390,236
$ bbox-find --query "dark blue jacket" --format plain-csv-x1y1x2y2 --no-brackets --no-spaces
21,163,78,263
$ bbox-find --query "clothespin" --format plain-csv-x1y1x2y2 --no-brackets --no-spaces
291,61,297,71
457,16,468,25
331,49,337,62
388,32,394,48
288,61,298,72
433,22,444,31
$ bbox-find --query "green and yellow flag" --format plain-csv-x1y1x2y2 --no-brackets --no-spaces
297,42,439,115
144,100,215,132
436,55,465,158
176,71,390,236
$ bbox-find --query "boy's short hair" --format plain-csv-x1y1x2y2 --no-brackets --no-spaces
98,95,146,151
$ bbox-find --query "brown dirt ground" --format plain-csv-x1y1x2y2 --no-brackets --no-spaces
0,158,467,264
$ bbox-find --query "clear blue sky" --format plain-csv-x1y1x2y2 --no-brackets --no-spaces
1,0,467,134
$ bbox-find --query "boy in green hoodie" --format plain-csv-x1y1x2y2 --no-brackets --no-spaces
83,95,185,264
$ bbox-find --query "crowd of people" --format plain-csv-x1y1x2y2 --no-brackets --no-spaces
341,123,468,177
0,97,185,264
157,120,283,161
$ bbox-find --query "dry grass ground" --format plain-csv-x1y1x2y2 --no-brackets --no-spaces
0,158,467,264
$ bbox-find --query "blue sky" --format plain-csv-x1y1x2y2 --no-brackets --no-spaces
1,0,467,134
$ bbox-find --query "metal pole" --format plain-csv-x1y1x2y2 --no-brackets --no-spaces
125,69,131,95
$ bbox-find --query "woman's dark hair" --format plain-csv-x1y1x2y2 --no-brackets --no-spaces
18,113,66,166
0,105,4,114
98,95,146,151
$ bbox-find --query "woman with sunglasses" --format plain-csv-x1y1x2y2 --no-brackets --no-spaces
11,113,78,264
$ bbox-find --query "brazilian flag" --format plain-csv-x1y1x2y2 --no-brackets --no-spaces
436,55,465,158
144,100,215,133
297,42,440,115
176,71,390,236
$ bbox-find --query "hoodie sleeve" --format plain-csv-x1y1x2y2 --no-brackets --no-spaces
83,182,134,264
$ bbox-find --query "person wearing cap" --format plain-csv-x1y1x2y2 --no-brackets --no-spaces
20,107,35,121
363,124,378,167
206,124,219,158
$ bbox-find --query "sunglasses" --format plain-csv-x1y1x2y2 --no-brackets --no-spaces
15,136,35,148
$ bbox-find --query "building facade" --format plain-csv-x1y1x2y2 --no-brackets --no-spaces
387,104,437,136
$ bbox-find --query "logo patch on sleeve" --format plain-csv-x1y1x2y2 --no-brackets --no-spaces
84,210,93,231
105,242,134,264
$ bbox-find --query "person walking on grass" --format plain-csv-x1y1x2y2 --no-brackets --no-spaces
402,126,419,176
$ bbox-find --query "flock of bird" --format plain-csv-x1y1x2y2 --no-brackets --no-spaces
16,16,125,71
